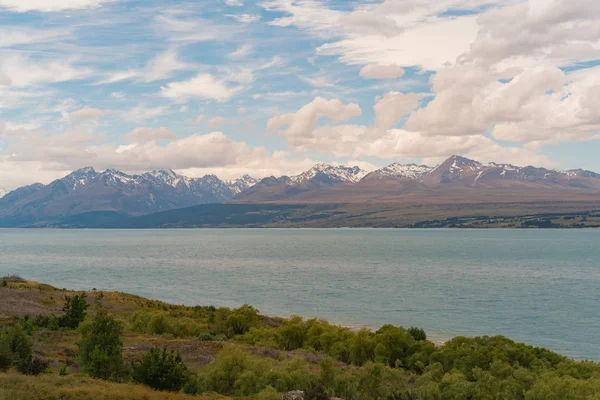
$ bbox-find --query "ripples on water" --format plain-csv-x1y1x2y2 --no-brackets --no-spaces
0,228,598,360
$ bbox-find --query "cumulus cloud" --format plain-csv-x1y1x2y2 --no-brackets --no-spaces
63,107,108,122
263,0,600,150
123,127,177,143
0,124,323,189
374,92,423,133
267,97,362,149
360,64,405,79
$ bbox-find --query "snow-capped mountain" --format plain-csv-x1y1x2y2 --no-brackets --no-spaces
0,189,6,199
371,163,433,180
0,168,259,223
289,164,368,185
2,156,600,226
234,156,600,203
227,175,259,195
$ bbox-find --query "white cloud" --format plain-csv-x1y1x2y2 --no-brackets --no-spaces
0,55,90,88
143,48,192,82
63,107,108,122
267,97,362,150
360,64,405,79
0,27,69,47
97,49,191,85
195,115,206,124
155,15,239,43
374,92,424,133
124,127,177,143
224,0,243,5
161,73,241,101
229,44,253,59
226,14,261,23
0,127,323,187
0,0,118,12
96,69,138,85
123,105,167,122
355,129,554,168
300,75,336,88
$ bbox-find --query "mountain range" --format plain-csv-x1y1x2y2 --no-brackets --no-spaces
234,155,600,204
0,155,599,227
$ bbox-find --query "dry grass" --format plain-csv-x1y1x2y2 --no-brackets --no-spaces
0,373,230,400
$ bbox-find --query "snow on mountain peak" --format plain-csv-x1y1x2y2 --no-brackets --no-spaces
0,189,6,199
290,163,368,184
377,163,433,180
227,175,259,195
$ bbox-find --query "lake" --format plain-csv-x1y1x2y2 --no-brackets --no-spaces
0,228,598,360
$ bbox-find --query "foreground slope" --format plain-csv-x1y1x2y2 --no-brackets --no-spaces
1,277,600,399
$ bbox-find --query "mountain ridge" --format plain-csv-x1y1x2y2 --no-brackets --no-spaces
1,155,600,227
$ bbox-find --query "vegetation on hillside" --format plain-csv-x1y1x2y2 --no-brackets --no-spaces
1,279,599,399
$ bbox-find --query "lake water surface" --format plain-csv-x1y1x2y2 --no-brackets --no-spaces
0,228,598,360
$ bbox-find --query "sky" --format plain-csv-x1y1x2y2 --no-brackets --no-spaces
0,0,599,190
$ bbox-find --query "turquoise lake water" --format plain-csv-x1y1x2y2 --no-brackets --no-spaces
0,228,598,360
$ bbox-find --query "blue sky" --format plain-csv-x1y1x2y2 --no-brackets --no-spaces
0,0,599,190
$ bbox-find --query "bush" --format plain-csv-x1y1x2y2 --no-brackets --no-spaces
130,310,208,338
132,348,189,391
78,311,125,380
59,294,88,329
223,305,260,337
407,327,427,341
18,355,49,375
59,362,69,376
0,338,13,371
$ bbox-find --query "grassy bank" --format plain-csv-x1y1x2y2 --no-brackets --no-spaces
1,277,599,399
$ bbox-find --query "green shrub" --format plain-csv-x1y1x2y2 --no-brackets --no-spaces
18,355,49,375
407,326,427,341
132,348,189,392
78,311,125,380
59,294,88,329
0,338,13,371
130,310,207,338
222,304,260,337
59,362,69,376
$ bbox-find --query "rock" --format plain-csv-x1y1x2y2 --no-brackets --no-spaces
281,390,305,400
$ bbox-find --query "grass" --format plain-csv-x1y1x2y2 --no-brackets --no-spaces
0,373,230,400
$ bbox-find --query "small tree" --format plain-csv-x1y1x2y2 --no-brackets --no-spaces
78,311,125,380
132,348,189,391
407,326,427,341
59,294,88,329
